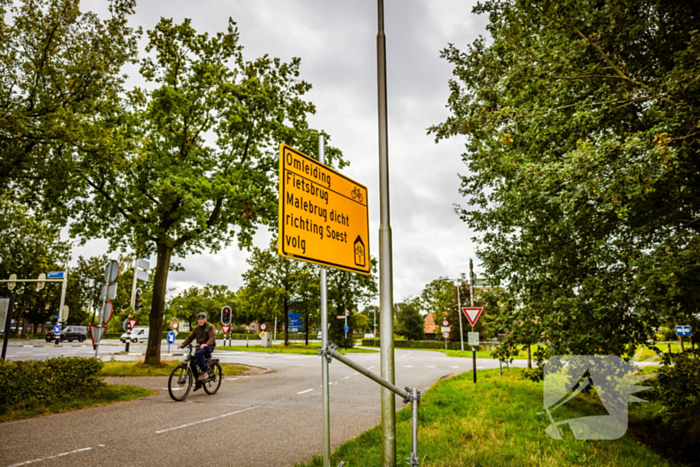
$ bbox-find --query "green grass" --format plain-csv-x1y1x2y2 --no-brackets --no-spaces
429,344,546,360
296,368,670,467
218,343,378,355
0,384,155,422
99,360,247,377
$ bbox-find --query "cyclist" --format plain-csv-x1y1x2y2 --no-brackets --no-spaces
178,312,216,391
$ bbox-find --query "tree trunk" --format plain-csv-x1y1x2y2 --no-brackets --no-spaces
144,242,172,365
283,296,289,346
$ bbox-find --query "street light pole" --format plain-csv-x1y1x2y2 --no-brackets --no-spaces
377,1,396,465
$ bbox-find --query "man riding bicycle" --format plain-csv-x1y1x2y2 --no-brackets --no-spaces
178,312,216,391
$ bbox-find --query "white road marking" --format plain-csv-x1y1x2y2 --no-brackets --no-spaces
404,365,414,368
353,372,359,376
449,366,460,368
8,447,93,466
156,406,259,433
426,366,436,368
297,389,314,394
343,376,350,379
401,352,413,358
367,366,375,370
477,366,485,369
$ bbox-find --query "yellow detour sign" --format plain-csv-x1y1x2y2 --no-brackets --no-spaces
278,144,370,275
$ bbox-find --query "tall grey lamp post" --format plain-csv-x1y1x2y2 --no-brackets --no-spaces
377,1,396,465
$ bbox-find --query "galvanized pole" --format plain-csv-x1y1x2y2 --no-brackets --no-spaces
377,1,397,464
58,268,68,326
457,281,464,352
470,259,476,383
410,387,419,466
1,294,15,362
319,135,331,467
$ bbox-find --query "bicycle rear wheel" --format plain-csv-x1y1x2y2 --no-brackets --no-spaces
203,362,222,395
168,364,193,401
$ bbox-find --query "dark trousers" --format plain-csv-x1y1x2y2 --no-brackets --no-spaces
194,347,214,372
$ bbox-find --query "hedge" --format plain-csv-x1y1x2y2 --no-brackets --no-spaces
0,357,104,410
361,339,497,351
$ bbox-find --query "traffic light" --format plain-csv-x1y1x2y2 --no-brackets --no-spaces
221,306,232,325
134,288,143,311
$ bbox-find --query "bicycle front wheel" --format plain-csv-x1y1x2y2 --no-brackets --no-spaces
168,364,193,401
203,363,223,395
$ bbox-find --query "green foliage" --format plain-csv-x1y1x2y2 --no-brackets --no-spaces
58,16,344,364
655,351,700,416
167,283,236,330
0,195,71,330
240,239,319,345
432,0,700,356
0,357,104,411
0,0,140,214
394,296,424,341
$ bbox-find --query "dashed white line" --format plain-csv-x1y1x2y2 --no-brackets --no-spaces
353,372,359,376
156,406,259,433
401,352,413,358
404,365,414,368
297,389,313,395
8,447,93,466
367,366,375,370
343,376,350,379
449,366,460,368
426,366,436,368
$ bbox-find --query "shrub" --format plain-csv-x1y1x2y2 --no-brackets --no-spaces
0,357,104,411
655,351,700,415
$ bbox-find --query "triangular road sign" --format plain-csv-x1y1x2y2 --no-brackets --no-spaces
221,325,231,334
128,318,137,331
89,324,106,350
462,307,484,326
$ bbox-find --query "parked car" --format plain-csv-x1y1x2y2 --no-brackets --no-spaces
45,326,88,343
120,327,150,343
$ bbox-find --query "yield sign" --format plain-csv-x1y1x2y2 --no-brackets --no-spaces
221,325,231,334
462,307,484,326
128,318,137,331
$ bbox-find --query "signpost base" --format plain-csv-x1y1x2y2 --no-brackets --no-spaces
472,348,477,383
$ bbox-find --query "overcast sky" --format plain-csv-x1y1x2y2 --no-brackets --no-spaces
68,0,489,304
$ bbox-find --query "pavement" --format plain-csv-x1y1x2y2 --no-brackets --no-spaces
0,341,528,467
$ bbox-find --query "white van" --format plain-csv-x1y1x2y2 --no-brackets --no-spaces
120,327,150,343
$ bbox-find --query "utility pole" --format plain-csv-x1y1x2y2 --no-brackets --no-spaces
377,1,396,464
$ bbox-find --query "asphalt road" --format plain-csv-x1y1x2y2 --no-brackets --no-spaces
0,342,528,467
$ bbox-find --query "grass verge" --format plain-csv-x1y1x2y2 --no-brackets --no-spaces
99,360,247,377
0,384,155,422
218,343,377,355
296,368,670,467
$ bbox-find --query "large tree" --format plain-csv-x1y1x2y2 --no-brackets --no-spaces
66,18,342,363
432,0,700,356
240,240,318,345
0,0,139,215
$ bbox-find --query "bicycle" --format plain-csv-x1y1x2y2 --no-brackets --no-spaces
351,186,363,203
168,344,223,401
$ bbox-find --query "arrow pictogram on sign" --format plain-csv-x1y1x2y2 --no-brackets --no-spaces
462,307,484,326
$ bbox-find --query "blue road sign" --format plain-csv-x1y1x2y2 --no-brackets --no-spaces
47,272,64,279
676,325,692,337
289,312,302,329
167,331,176,344
53,325,61,334
53,315,59,319
344,324,349,333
